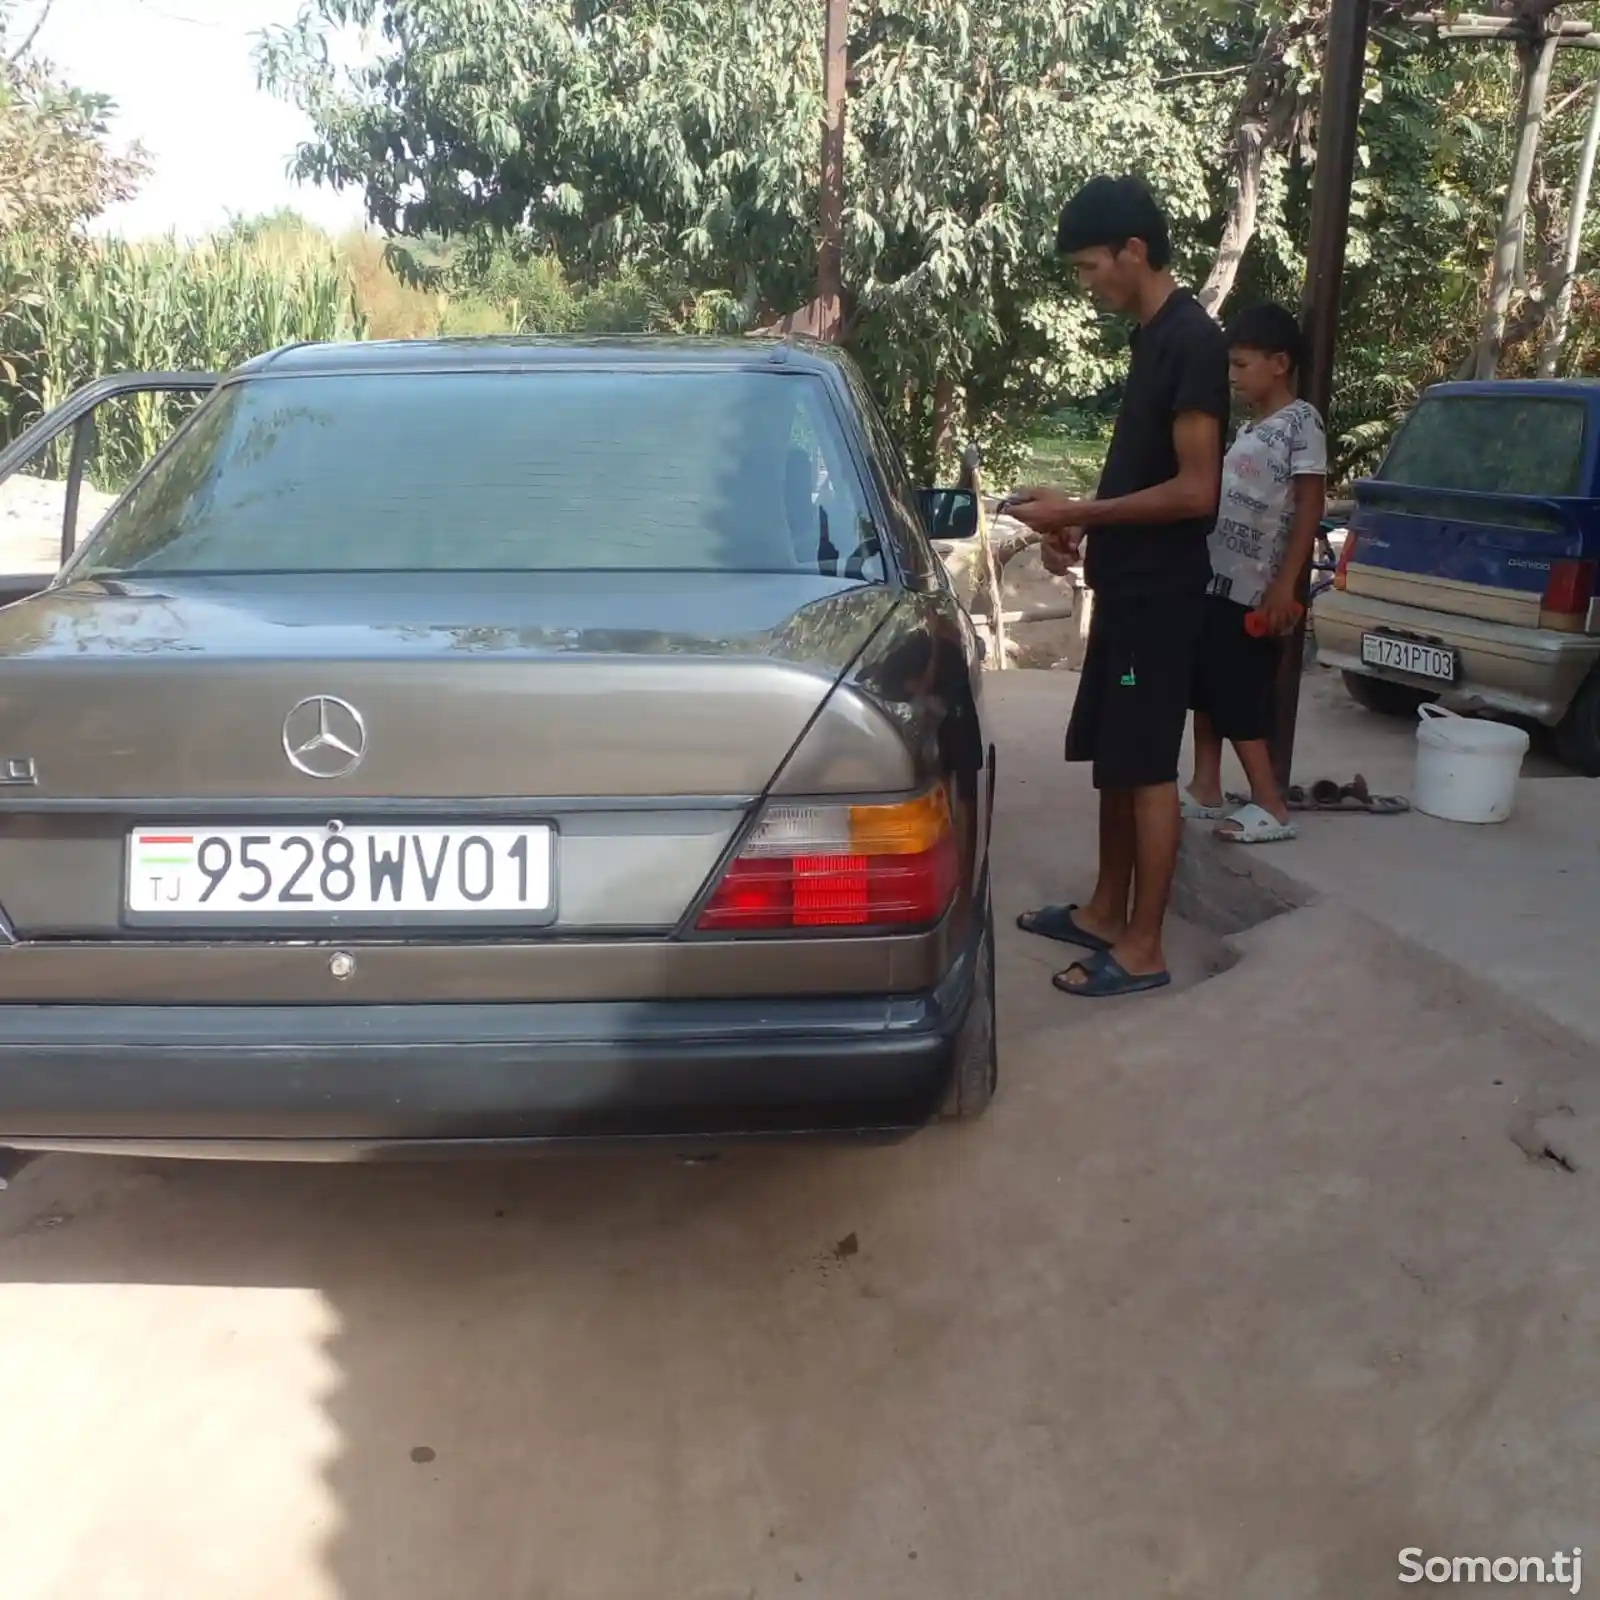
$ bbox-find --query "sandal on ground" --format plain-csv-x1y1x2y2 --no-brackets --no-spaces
1051,949,1172,999
1181,791,1229,821
1286,774,1410,814
1016,904,1113,952
1215,802,1299,844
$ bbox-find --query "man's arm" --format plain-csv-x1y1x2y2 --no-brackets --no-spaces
1008,410,1222,534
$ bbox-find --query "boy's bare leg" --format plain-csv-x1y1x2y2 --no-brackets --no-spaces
1072,787,1135,945
1188,710,1226,810
1115,781,1182,977
1228,739,1291,826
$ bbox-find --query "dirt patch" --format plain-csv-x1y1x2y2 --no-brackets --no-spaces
0,474,117,573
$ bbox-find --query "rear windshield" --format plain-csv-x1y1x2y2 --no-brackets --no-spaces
67,367,888,580
1379,393,1588,497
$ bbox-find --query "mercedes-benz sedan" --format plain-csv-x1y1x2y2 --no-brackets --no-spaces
0,336,997,1159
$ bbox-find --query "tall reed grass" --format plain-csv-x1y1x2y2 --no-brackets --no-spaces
0,215,743,493
0,229,364,488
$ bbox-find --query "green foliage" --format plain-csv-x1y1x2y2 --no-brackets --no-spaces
1014,413,1107,496
418,235,744,336
1220,5,1600,478
0,231,364,488
0,9,148,239
258,0,1238,481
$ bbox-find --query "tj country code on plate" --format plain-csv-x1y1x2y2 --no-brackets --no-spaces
126,824,554,917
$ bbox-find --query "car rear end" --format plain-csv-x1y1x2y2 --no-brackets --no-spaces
0,344,991,1157
1313,383,1600,753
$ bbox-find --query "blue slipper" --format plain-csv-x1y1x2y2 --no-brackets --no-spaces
1016,903,1113,953
1052,949,1172,998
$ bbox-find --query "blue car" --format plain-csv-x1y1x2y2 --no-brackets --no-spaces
1314,379,1600,772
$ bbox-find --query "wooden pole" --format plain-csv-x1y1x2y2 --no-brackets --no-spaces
1269,0,1372,791
963,445,1008,670
818,0,849,343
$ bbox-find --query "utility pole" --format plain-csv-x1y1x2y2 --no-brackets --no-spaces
817,0,850,343
1270,2,1598,784
1269,0,1372,791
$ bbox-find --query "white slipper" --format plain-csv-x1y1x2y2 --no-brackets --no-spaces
1216,803,1298,844
1182,791,1229,821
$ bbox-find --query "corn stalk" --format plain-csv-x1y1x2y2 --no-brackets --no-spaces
0,231,364,488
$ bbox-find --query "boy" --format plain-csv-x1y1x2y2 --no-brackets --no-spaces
1008,175,1230,998
1185,302,1327,842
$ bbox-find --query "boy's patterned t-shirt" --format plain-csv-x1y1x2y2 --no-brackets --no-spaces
1207,398,1327,610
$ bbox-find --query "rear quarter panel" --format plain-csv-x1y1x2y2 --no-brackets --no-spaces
813,357,990,923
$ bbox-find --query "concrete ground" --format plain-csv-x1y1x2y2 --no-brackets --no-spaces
1192,659,1600,1055
1,670,1598,1600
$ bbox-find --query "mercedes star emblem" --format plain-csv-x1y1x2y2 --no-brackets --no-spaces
282,695,367,779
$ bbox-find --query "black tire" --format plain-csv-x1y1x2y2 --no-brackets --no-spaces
1341,669,1437,720
940,889,998,1122
1555,666,1600,776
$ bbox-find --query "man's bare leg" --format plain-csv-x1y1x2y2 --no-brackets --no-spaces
1116,780,1182,976
1071,787,1135,946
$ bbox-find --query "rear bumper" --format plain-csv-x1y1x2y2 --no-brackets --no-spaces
0,957,978,1158
1314,589,1600,724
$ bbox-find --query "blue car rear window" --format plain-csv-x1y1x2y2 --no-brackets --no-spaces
1379,393,1587,498
67,369,887,580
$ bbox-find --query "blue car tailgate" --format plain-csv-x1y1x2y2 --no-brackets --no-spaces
1343,385,1600,629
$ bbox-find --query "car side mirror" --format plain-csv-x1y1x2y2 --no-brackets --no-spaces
918,487,979,541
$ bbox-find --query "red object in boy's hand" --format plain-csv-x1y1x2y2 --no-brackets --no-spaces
1244,600,1304,638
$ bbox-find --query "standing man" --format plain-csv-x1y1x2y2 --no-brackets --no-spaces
1010,175,1230,998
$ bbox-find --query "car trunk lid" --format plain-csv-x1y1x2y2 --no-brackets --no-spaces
1344,484,1598,630
0,570,896,800
1343,385,1600,632
0,572,902,951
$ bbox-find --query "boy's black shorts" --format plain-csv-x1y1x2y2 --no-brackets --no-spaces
1065,591,1204,790
1191,594,1281,743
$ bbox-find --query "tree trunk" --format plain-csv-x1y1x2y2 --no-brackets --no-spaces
1539,68,1600,377
1474,29,1561,379
1200,124,1272,317
1199,29,1297,317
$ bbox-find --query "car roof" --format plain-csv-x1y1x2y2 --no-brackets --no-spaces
1422,378,1600,401
235,334,855,381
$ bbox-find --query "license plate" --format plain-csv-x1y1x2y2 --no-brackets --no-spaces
1360,632,1458,683
126,824,555,921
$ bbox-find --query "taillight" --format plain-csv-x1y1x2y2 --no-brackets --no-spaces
696,788,960,932
1541,558,1597,630
1334,529,1357,590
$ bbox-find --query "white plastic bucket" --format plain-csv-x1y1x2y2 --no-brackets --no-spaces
1413,704,1530,824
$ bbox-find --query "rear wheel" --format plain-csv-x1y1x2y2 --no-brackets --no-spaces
1341,669,1436,720
940,890,998,1122
1555,666,1600,776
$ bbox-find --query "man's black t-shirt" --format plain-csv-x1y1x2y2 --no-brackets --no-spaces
1084,288,1231,599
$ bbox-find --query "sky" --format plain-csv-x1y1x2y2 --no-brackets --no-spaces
30,0,372,240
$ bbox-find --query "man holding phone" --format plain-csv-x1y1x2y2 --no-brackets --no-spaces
1009,175,1230,999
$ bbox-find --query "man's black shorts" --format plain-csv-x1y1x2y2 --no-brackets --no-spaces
1191,594,1281,743
1065,591,1205,790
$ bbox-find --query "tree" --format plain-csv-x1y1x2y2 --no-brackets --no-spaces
1539,67,1600,374
0,1,147,237
261,0,1600,484
259,0,1240,478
